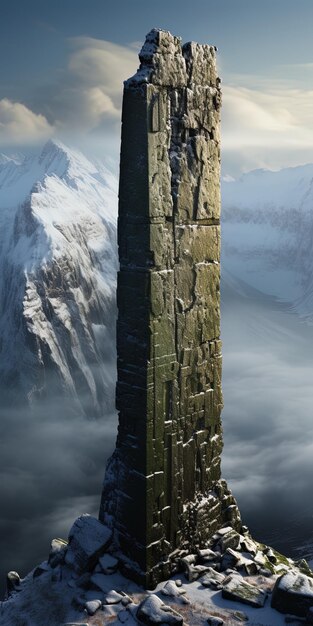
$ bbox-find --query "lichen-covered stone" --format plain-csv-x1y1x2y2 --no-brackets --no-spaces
271,572,313,617
222,575,267,608
99,28,241,588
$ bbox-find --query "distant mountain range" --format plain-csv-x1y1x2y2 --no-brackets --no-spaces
222,164,313,318
0,140,118,415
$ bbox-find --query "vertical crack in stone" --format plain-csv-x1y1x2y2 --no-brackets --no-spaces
99,27,242,589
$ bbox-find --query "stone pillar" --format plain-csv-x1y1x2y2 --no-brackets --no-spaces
99,28,241,588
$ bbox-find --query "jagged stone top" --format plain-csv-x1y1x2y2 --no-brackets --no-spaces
126,28,219,89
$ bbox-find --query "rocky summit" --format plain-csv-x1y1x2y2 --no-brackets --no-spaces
2,514,313,625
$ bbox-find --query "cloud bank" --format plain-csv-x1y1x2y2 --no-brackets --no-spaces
222,83,313,174
53,38,137,133
0,397,117,597
3,36,313,176
221,282,313,548
0,99,54,146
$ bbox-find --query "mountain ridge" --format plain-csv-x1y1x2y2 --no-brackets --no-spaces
0,139,118,415
222,161,313,310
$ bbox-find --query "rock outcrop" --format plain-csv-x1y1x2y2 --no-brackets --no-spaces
99,28,241,587
2,515,313,625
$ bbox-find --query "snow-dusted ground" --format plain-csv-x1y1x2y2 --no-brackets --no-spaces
0,569,288,626
3,515,309,626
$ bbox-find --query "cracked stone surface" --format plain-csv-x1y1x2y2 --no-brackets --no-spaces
99,27,241,588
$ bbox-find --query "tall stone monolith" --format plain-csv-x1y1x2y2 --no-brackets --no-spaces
99,28,241,588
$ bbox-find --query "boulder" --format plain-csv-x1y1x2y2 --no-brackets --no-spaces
85,599,102,615
220,548,239,571
222,574,267,608
207,617,224,626
239,536,257,556
65,515,112,572
103,590,124,605
99,553,119,574
217,529,240,553
137,594,183,625
271,572,313,617
200,568,225,589
161,580,186,597
5,571,20,598
198,548,221,563
184,563,212,582
49,538,68,567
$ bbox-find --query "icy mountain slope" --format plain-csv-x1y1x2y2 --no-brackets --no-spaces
0,140,118,415
222,164,313,312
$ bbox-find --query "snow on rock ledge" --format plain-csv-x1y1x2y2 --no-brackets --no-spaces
271,570,313,617
65,514,112,573
137,594,183,625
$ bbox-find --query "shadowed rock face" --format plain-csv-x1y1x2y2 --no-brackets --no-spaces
99,28,241,588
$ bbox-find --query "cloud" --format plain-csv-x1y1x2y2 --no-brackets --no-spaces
0,38,138,149
5,35,313,173
51,38,138,134
221,283,313,552
222,83,313,174
54,87,120,131
0,99,54,146
68,37,138,102
0,395,117,597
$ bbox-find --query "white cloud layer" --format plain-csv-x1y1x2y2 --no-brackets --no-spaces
68,37,138,102
0,39,138,149
222,83,313,174
53,38,138,133
0,98,54,146
3,37,313,174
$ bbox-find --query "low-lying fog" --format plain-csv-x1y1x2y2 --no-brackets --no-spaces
222,279,313,560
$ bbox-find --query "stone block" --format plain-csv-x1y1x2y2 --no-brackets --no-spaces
271,572,313,617
222,575,267,608
137,594,183,625
66,515,112,573
183,41,219,87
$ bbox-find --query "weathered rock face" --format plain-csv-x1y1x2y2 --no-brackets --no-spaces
99,28,241,587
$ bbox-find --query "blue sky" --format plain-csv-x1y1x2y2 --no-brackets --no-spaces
2,0,313,174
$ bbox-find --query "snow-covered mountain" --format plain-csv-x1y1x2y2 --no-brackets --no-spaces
0,140,118,415
222,164,313,316
3,150,313,414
